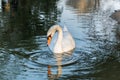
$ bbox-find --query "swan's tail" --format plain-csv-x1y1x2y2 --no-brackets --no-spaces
63,26,68,31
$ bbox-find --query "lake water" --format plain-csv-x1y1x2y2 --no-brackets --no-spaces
0,0,120,80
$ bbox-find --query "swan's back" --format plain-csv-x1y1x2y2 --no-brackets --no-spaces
62,26,75,52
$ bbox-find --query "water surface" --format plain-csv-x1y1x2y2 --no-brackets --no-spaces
0,0,120,80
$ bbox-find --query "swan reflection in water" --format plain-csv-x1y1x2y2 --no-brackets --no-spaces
47,50,74,79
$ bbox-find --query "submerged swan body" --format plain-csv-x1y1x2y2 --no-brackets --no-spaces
47,25,75,53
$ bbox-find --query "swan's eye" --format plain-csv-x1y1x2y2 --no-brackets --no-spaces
47,35,51,39
47,35,52,46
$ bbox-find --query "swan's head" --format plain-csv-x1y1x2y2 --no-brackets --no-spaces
47,25,57,46
47,25,61,46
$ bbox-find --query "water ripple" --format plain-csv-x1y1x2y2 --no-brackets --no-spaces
29,51,80,66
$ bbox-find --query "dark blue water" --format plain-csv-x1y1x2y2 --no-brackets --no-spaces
0,0,120,80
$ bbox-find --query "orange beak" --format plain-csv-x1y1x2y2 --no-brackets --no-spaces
47,36,52,46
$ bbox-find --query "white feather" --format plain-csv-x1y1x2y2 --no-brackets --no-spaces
47,25,75,53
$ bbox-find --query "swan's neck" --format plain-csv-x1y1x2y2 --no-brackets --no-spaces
54,26,63,53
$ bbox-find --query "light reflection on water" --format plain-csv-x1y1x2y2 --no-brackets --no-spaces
0,0,120,80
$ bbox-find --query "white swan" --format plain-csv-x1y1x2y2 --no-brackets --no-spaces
47,25,75,53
